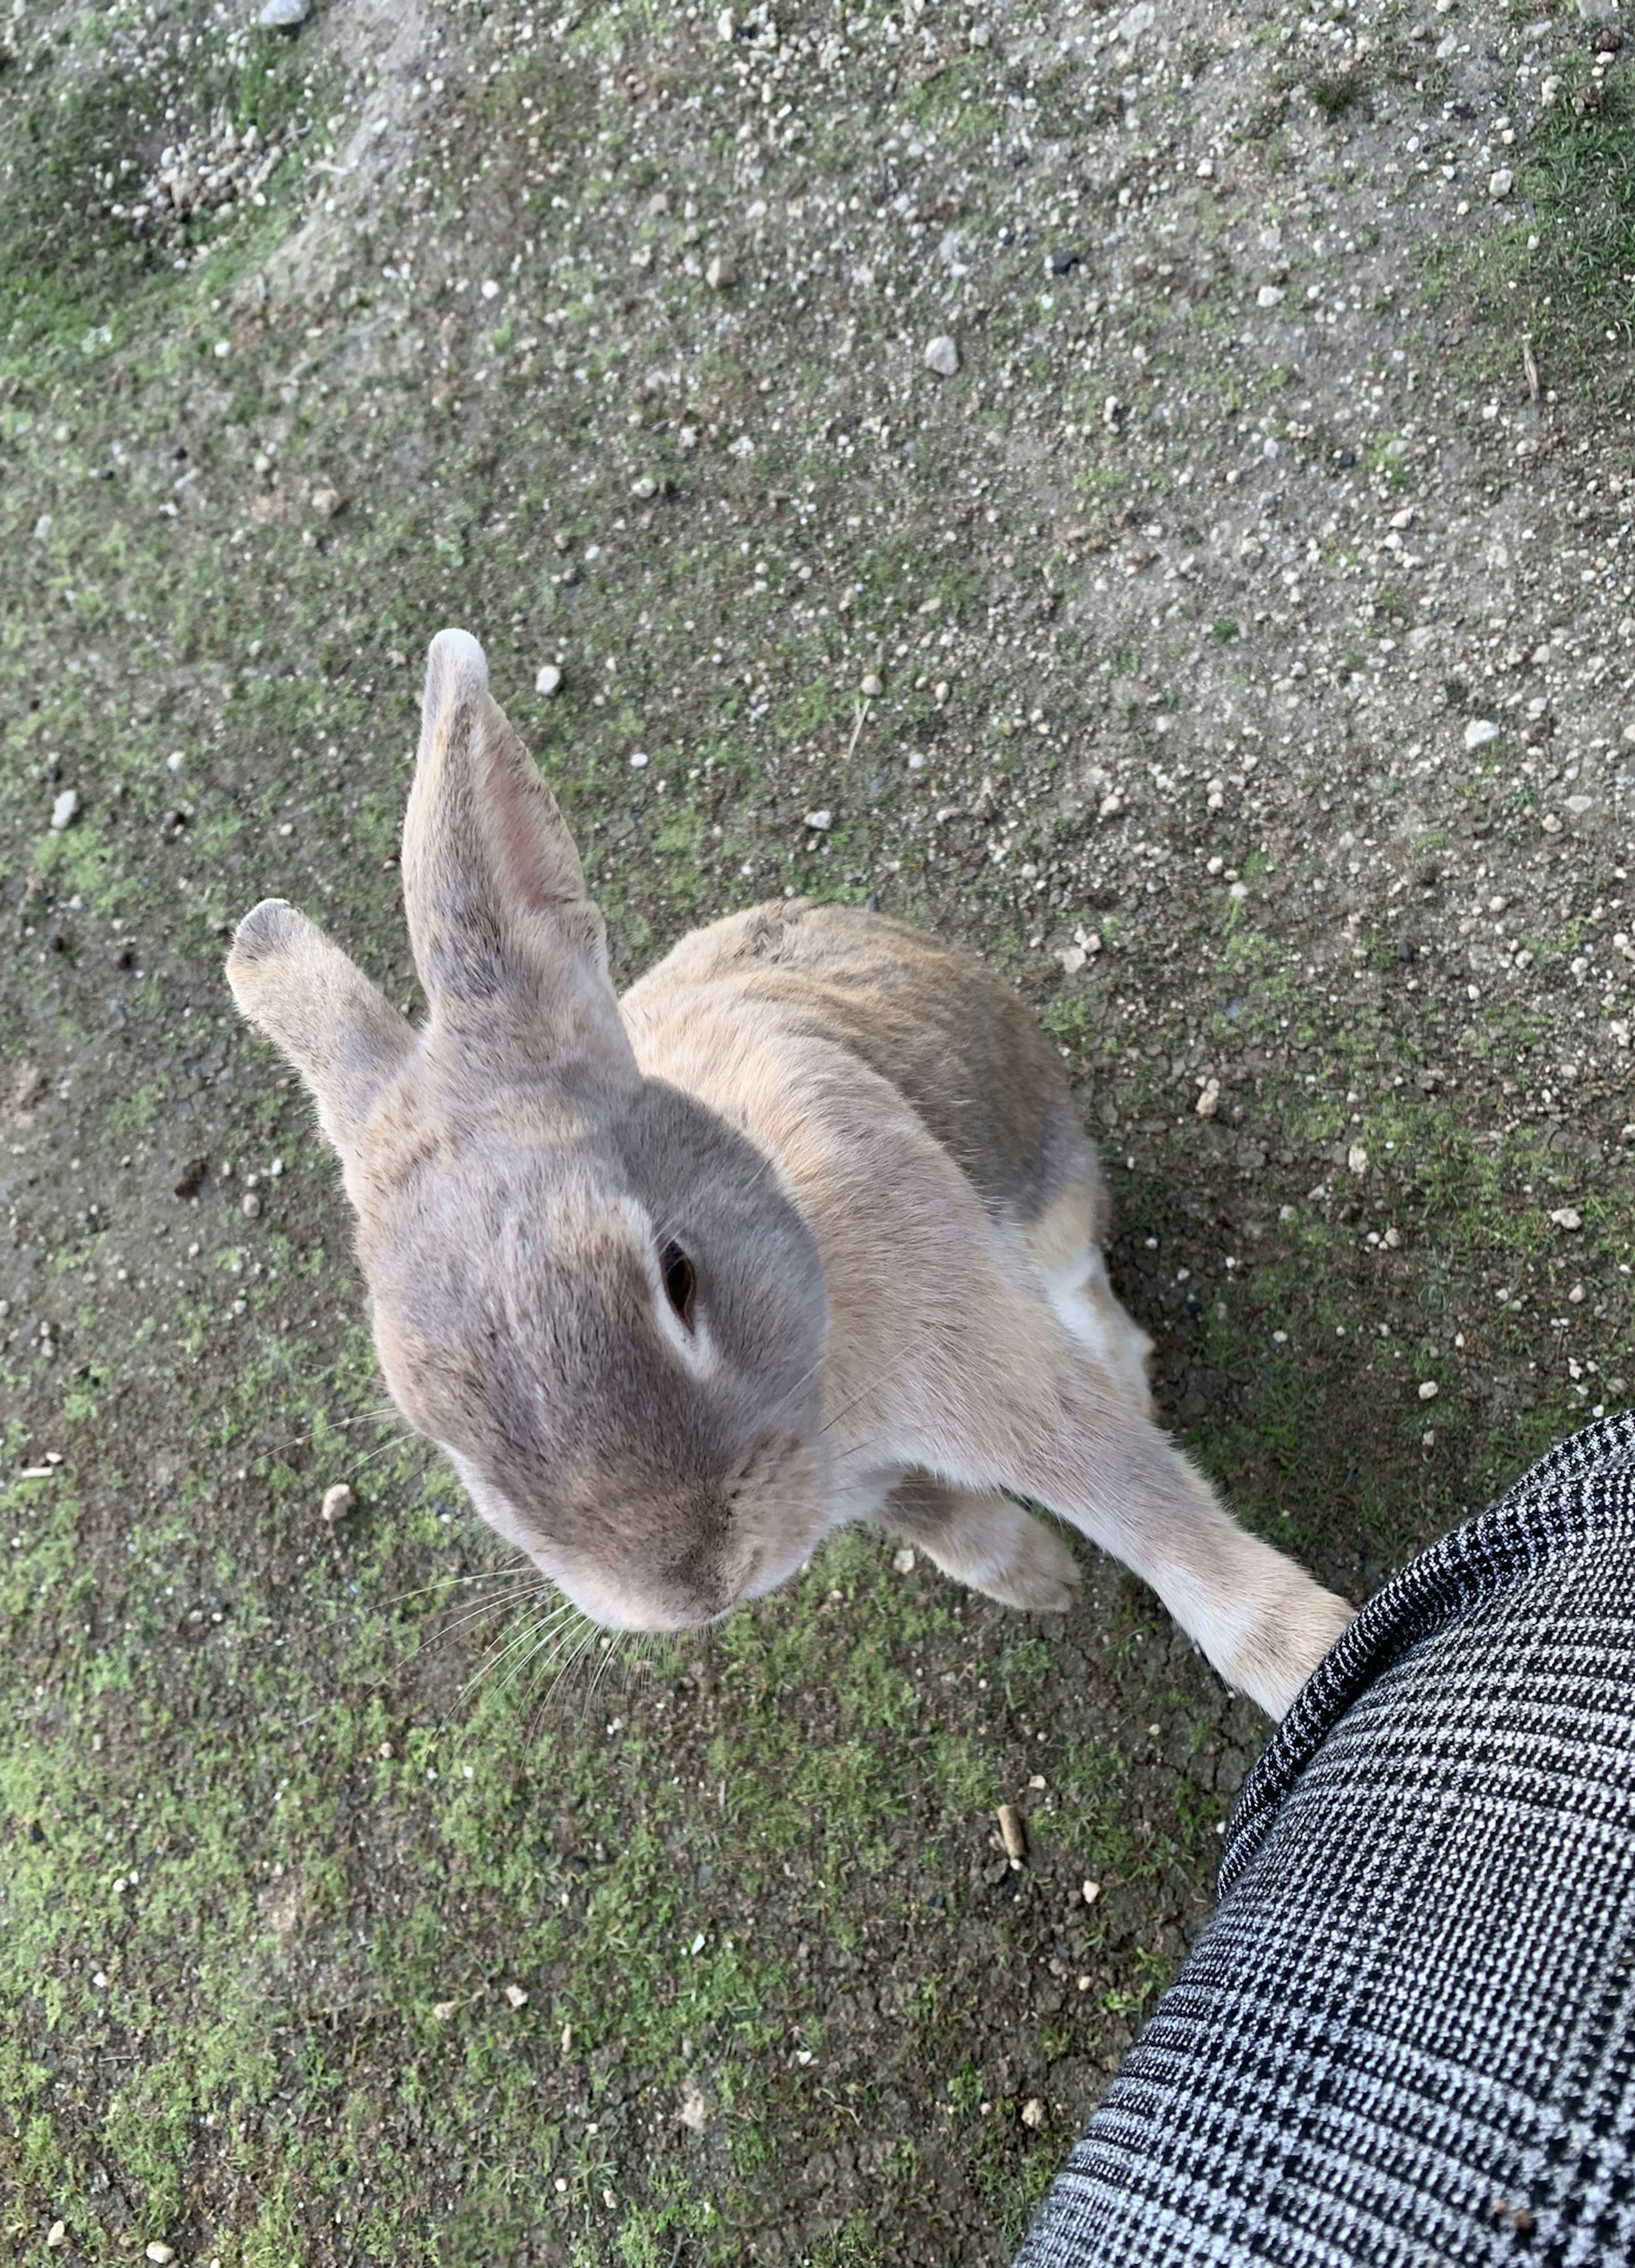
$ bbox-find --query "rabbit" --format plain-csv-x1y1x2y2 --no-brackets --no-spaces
226,629,1354,1720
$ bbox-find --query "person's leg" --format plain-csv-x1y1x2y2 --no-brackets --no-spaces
1015,1411,1635,2268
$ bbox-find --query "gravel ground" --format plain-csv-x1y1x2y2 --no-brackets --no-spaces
3,1,1632,2262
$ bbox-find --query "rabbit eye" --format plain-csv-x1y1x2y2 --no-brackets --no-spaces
660,1240,697,1331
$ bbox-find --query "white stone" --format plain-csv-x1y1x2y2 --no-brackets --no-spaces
258,0,310,24
1418,1380,1439,1401
923,334,960,377
1348,1145,1369,1176
50,790,79,831
1116,1,1155,40
320,1483,354,1523
535,664,562,696
630,476,657,500
706,253,737,290
1489,168,1515,200
1256,284,1286,308
1551,1207,1583,1231
803,808,832,832
1463,718,1500,751
861,673,883,698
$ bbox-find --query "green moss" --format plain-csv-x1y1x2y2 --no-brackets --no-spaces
1421,55,1635,406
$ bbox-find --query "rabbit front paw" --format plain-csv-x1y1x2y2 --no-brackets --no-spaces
886,1481,1082,1614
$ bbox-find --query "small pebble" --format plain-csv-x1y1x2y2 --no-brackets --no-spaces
860,672,883,698
997,1804,1027,1861
258,0,310,22
1551,1207,1583,1231
310,487,342,521
146,2248,176,2266
892,1546,916,1573
241,1191,261,1218
46,2227,66,2252
803,808,832,832
1196,1077,1222,1120
706,253,737,289
166,750,186,773
923,334,960,377
320,1483,354,1523
50,790,79,832
1489,168,1515,200
1021,2098,1046,2129
1082,1879,1101,1905
631,477,657,502
535,663,562,697
1418,1380,1439,1402
1256,284,1286,308
1463,718,1500,751
504,1983,529,2008
480,279,500,300
1347,1145,1369,1177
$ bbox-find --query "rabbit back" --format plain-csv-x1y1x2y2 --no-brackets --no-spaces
622,897,1104,1245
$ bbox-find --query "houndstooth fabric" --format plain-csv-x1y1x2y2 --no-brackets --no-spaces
1015,1412,1635,2268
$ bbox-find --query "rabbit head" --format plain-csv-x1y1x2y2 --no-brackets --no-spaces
227,630,831,1630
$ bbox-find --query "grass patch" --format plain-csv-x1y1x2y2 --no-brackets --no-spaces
1425,54,1635,404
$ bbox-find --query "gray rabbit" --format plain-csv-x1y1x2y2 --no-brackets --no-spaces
228,631,1352,1718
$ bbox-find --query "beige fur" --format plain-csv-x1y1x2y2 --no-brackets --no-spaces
227,630,1354,1719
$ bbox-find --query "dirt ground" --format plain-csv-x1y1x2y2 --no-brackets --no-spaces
3,0,1632,2262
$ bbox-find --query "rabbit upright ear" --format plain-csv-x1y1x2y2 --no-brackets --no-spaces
226,898,415,1155
404,628,634,1075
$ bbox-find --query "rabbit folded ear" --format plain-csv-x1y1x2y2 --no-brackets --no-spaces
404,628,634,1076
226,898,415,1155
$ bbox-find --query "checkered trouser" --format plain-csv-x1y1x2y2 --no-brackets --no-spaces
1015,1412,1635,2268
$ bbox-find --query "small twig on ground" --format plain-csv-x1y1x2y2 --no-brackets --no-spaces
843,694,871,765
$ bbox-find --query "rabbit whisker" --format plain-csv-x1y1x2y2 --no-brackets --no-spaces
520,1615,601,1731
442,1605,575,1729
420,1584,562,1654
818,1319,943,1442
376,1561,534,1611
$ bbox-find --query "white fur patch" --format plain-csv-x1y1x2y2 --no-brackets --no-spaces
1042,1243,1151,1406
